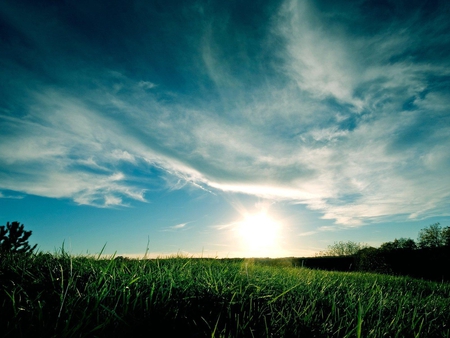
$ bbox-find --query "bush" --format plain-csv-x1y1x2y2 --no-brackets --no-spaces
0,221,37,255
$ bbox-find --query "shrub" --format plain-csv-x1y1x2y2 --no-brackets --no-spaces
0,221,37,255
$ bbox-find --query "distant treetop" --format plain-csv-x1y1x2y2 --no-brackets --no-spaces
417,222,449,249
318,241,369,257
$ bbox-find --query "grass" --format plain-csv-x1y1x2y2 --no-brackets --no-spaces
1,251,449,337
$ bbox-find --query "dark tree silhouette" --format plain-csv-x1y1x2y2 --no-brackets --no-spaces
380,238,417,251
0,221,37,254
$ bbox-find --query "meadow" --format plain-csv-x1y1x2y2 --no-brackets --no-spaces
1,251,449,337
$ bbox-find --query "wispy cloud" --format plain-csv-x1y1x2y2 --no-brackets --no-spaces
0,191,24,199
297,231,317,237
172,223,188,230
138,81,157,90
161,222,193,232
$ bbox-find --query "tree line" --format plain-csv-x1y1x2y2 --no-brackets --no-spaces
313,222,450,281
320,222,450,256
2,220,449,281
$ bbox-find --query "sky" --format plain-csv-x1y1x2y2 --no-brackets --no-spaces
1,0,449,258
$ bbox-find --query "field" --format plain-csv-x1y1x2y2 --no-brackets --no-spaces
1,252,449,337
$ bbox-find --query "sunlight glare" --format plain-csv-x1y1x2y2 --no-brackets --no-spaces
237,211,281,256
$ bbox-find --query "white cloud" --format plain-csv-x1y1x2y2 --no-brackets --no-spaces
161,222,194,232
278,0,364,109
111,149,136,163
172,223,188,229
3,68,447,223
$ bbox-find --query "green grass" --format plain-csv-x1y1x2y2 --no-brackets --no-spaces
1,252,449,337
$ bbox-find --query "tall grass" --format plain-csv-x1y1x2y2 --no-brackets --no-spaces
1,251,449,337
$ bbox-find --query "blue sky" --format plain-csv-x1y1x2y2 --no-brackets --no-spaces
1,0,449,258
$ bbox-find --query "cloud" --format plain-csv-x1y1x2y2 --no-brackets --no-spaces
161,222,193,232
0,191,24,199
297,231,317,237
0,89,150,207
138,81,157,90
172,223,188,229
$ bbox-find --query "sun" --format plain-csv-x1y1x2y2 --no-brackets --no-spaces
237,211,281,256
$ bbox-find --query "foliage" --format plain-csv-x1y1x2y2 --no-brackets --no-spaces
318,240,368,257
380,238,417,251
0,221,37,255
417,222,447,249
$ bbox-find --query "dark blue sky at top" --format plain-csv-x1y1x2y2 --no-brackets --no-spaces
1,0,282,100
1,0,449,255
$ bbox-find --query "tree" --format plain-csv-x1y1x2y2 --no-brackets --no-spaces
380,238,416,251
318,241,368,257
0,221,37,254
417,222,445,249
397,238,417,250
